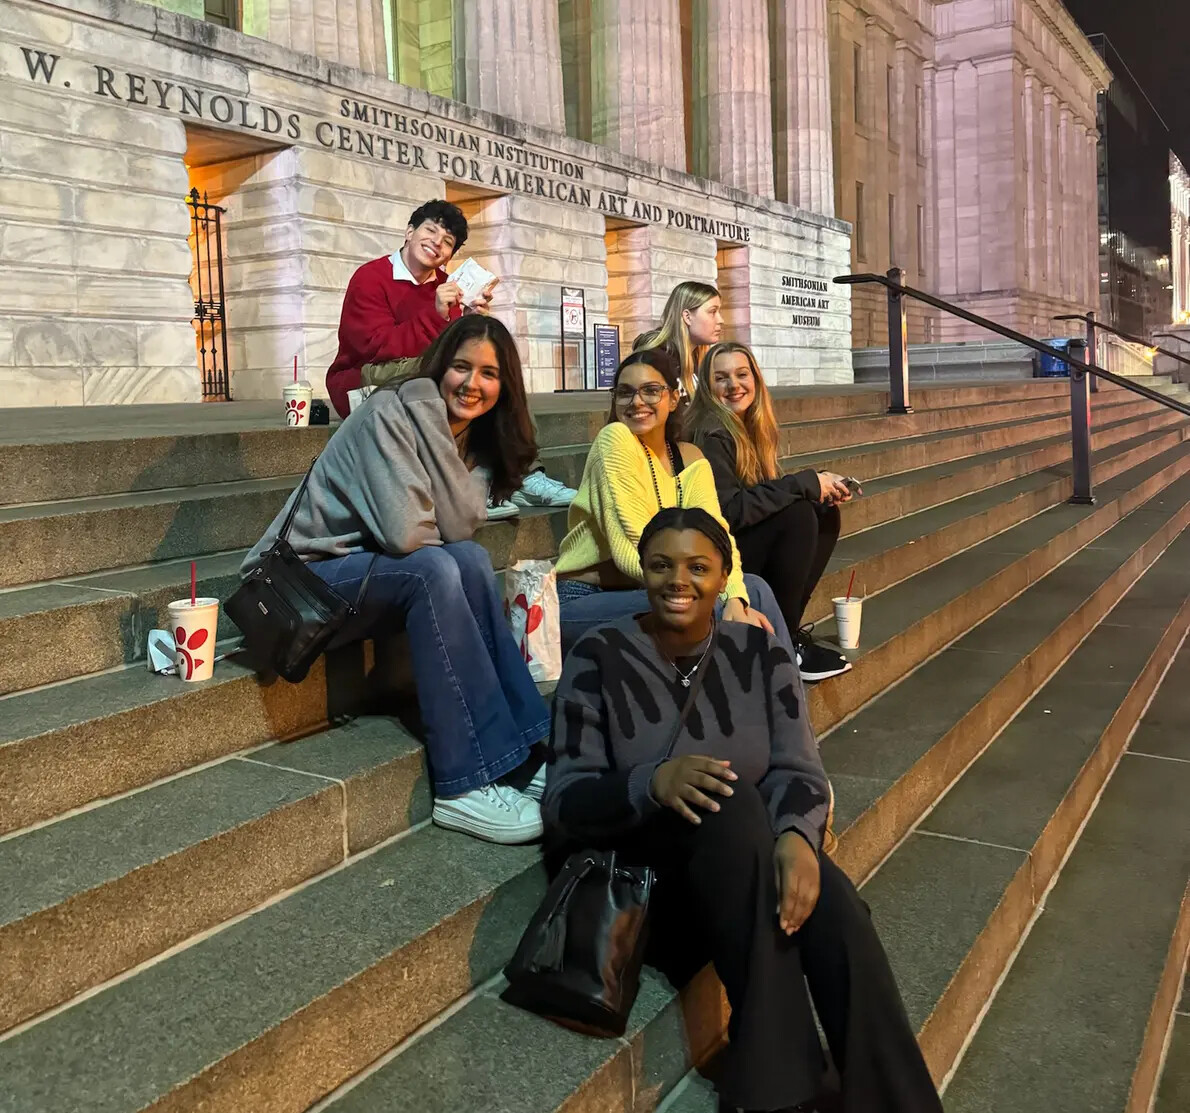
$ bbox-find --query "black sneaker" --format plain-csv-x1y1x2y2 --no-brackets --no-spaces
795,626,852,682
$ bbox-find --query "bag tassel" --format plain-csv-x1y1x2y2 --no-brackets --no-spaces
532,860,591,971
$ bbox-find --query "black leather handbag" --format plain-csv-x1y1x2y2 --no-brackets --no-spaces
503,626,716,1037
224,461,377,683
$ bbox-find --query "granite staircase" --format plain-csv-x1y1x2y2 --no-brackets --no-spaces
1,377,1188,1113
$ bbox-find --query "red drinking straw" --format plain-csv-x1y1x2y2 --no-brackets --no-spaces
845,569,856,602
293,355,298,383
191,560,197,607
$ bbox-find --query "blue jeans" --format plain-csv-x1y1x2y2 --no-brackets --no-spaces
558,574,795,659
311,542,549,796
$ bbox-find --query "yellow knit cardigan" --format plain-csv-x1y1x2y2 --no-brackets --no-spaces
554,421,750,602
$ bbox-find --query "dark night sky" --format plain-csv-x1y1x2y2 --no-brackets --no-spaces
1064,0,1190,165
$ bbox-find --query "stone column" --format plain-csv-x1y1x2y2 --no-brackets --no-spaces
1042,86,1057,288
588,0,687,171
454,0,566,132
1059,103,1072,301
1085,127,1100,311
242,0,388,75
769,0,835,215
690,0,775,197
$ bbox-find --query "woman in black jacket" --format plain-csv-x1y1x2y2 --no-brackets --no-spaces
688,342,852,682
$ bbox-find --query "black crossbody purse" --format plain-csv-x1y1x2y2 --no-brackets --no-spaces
224,460,378,683
503,625,717,1037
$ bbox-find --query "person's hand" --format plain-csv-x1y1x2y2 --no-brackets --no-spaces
435,281,462,319
651,756,738,825
774,831,821,934
817,472,852,504
722,597,776,635
465,277,500,316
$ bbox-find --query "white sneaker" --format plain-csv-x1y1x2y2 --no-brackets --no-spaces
486,498,520,521
432,784,543,844
512,470,577,508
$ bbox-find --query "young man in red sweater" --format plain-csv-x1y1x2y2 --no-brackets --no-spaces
326,199,576,513
325,199,475,419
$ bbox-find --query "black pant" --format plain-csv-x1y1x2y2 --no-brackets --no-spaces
619,784,942,1113
734,501,841,633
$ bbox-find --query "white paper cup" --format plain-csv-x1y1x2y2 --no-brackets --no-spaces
167,598,220,682
832,597,863,650
284,382,313,427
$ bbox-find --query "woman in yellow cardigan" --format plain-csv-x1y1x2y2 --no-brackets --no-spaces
555,347,793,657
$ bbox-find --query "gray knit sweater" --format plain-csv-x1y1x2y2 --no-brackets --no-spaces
543,615,830,853
242,379,487,574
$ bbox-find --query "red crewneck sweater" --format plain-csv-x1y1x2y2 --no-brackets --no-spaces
324,255,461,417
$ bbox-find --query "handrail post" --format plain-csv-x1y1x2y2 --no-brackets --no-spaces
1068,338,1094,505
886,266,913,414
1085,311,1099,395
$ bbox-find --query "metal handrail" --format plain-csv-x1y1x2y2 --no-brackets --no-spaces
834,269,1190,506
1055,312,1190,370
834,271,1190,416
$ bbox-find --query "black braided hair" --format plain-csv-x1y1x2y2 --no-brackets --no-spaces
637,506,733,575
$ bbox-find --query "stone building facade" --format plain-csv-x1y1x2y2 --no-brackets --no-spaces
0,0,853,407
831,0,1109,347
1172,154,1190,327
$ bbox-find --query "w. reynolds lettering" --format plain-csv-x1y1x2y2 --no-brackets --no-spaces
14,45,750,243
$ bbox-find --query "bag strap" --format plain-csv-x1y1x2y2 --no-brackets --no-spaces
661,622,718,762
278,457,319,542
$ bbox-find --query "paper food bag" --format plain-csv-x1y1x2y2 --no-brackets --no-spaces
504,560,562,683
451,257,497,306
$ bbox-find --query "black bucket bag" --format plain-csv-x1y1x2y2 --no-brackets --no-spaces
503,625,717,1037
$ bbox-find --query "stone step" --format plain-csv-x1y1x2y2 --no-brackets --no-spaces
940,645,1190,1113
0,502,563,694
3,442,1186,839
0,427,332,509
822,470,1190,885
529,379,1074,450
1157,995,1190,1113
0,550,246,697
786,391,1170,483
0,717,430,1032
532,393,1177,493
320,466,1190,1113
774,393,1084,457
1,381,1077,508
830,503,1190,1084
0,653,382,838
804,417,1190,624
805,442,1190,737
0,822,548,1113
317,967,727,1113
833,404,1187,538
0,473,564,589
4,405,1179,699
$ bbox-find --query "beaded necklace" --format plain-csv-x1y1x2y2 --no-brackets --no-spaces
643,438,684,509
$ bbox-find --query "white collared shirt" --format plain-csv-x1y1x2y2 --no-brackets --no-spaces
389,249,438,285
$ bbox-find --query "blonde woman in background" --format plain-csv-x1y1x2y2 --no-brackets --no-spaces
688,341,854,683
633,280,724,398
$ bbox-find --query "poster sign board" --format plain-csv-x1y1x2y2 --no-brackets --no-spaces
558,287,588,391
594,324,620,389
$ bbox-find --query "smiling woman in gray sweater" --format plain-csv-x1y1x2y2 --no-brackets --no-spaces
544,507,942,1113
242,316,548,845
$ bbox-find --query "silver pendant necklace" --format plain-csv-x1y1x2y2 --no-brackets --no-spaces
662,625,715,687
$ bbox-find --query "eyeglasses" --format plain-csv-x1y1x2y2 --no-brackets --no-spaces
613,384,669,405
